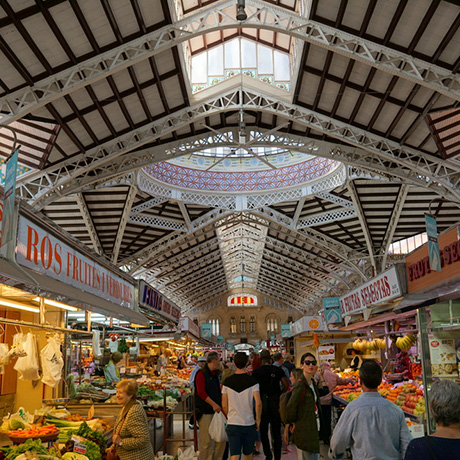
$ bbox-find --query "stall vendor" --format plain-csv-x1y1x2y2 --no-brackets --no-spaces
105,351,123,383
156,348,172,374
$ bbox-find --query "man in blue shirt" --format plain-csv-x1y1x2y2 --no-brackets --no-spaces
329,360,412,460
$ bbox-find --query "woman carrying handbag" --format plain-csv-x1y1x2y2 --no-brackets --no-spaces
106,379,153,460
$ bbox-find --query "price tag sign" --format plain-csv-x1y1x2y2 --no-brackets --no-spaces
72,435,87,454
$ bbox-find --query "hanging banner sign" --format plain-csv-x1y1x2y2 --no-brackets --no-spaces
16,215,135,308
1,149,18,250
318,345,335,361
179,316,200,338
139,280,180,323
339,266,402,316
226,343,234,351
201,323,212,339
425,214,441,271
281,324,291,338
323,297,343,324
291,316,323,335
217,335,224,344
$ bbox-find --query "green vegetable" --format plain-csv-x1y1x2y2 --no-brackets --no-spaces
118,338,129,353
2,438,49,460
9,419,25,430
80,438,102,460
76,421,106,451
63,453,90,460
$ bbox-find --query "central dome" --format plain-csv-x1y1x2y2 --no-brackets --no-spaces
143,154,339,193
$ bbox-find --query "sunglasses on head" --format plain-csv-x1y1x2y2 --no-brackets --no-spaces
303,360,317,366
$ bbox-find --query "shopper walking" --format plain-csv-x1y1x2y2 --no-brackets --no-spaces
315,361,354,443
273,352,290,382
282,353,295,376
195,351,226,460
222,352,262,460
404,379,460,460
253,349,289,460
189,356,206,429
285,353,327,460
107,379,153,460
329,360,412,460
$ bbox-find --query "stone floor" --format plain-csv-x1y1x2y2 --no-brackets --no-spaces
165,420,331,460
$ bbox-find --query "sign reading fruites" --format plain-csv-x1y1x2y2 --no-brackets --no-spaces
17,216,135,308
339,266,402,315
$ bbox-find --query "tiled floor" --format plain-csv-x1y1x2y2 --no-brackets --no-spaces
166,420,330,460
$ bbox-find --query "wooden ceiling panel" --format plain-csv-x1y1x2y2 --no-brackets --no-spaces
76,2,117,48
138,84,165,118
137,0,168,25
48,4,94,57
411,2,460,61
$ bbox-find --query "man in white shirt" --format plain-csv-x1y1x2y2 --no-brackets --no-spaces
222,352,262,460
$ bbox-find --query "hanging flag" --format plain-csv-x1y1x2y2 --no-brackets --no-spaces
425,214,441,271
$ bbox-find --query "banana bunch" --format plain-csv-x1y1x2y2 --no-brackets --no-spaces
395,334,416,351
353,338,387,352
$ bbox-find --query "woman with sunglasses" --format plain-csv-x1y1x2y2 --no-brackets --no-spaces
285,352,328,460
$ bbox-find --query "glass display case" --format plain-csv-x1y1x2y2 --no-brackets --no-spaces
417,300,460,433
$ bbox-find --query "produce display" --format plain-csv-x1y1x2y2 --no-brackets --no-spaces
395,334,417,351
334,379,426,418
7,423,59,440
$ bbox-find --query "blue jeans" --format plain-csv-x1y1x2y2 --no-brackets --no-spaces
226,424,257,456
297,449,319,460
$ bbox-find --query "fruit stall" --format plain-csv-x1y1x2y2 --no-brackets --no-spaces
332,378,426,437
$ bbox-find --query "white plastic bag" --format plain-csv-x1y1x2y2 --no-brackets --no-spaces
208,411,227,442
0,343,9,374
177,446,198,460
92,331,102,358
8,333,27,359
40,335,63,387
13,332,39,381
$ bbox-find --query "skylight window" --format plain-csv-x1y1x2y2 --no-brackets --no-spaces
190,37,291,93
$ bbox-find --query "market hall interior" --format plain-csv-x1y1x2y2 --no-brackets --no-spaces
0,0,459,459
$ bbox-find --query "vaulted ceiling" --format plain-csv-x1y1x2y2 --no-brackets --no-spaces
0,0,459,316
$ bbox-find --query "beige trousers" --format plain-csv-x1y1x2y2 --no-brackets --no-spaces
198,413,227,460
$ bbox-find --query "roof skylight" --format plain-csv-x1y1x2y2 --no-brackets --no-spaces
190,37,291,93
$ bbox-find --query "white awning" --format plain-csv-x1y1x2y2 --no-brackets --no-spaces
0,257,149,327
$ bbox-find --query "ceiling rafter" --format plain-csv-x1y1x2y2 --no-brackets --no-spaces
1,0,459,127
347,180,375,271
74,193,104,256
16,84,460,208
112,186,138,264
377,184,410,273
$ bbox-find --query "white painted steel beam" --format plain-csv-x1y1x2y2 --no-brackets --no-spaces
17,84,460,208
377,184,410,273
17,85,460,208
297,208,356,228
1,0,458,126
315,191,354,209
128,213,188,232
130,196,169,216
112,186,138,264
347,180,376,272
75,193,104,256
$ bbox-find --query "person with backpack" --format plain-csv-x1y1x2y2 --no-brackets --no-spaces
281,368,303,452
285,352,329,460
253,349,289,460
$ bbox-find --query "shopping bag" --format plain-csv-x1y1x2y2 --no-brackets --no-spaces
40,335,64,387
14,332,39,381
208,411,227,442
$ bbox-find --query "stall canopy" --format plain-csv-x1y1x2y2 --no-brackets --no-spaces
0,257,150,326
